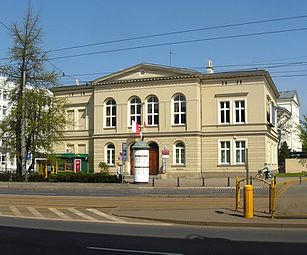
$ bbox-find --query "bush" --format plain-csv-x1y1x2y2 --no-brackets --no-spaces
0,171,121,183
27,172,46,182
0,172,11,182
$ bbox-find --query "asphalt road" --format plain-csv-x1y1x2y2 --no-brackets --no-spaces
0,217,307,255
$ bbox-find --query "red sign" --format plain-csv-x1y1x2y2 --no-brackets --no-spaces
75,159,81,172
162,149,170,155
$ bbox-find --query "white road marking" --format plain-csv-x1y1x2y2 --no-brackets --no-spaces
86,208,126,223
67,208,96,221
9,206,23,217
86,247,183,254
49,208,71,220
27,207,44,218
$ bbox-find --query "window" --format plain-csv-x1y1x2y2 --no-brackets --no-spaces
78,109,86,130
105,99,116,128
220,141,230,164
66,144,74,153
175,142,185,165
2,105,7,116
106,144,115,166
78,144,86,154
67,110,75,130
220,101,230,124
130,97,141,126
147,96,159,126
234,100,245,123
235,141,246,164
173,94,186,125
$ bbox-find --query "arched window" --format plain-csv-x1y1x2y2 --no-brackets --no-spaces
174,142,185,165
147,96,159,126
173,94,186,125
130,97,141,126
105,99,116,128
105,143,115,165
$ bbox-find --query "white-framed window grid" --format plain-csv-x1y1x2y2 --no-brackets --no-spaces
105,99,116,128
174,142,185,165
129,97,141,126
105,143,115,166
146,96,159,126
173,94,186,125
235,140,246,164
234,100,246,124
219,101,230,124
218,139,248,165
218,99,247,125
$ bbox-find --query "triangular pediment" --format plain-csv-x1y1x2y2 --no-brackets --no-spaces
93,63,200,83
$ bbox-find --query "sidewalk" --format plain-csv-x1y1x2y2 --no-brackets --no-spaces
0,177,306,228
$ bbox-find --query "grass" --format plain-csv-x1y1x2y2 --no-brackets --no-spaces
275,172,307,177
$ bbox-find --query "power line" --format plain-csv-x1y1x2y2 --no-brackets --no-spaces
49,27,307,61
47,14,307,54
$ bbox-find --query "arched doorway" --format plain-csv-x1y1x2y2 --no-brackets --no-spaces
149,142,159,175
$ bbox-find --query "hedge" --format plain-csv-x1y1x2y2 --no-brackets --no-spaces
0,171,121,183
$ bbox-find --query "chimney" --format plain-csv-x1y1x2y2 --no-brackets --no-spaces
206,60,214,74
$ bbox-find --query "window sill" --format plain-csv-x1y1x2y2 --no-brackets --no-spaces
171,124,186,127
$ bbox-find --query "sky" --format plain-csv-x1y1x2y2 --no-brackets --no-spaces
0,0,307,116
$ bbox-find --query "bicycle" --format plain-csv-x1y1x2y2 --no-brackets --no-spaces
254,169,274,181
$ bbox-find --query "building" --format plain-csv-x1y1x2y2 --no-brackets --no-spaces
277,90,302,152
0,76,17,172
52,63,279,177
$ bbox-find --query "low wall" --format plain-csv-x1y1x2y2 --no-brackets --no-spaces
285,158,307,173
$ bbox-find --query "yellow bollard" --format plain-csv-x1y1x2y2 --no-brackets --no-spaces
244,185,253,218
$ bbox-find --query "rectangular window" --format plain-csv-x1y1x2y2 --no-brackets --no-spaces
220,101,230,124
235,141,246,164
220,141,230,164
235,100,245,123
66,144,74,153
78,109,86,130
77,144,86,154
67,110,75,130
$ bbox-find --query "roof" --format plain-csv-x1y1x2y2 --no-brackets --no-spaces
278,90,300,106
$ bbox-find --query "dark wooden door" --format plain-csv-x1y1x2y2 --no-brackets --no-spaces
149,143,159,175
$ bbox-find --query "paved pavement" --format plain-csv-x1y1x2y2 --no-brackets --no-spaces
0,176,306,228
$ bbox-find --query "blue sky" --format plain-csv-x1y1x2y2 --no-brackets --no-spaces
0,0,307,115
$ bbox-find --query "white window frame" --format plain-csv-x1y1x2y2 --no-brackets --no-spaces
146,96,159,126
105,143,115,166
219,140,231,165
235,140,246,164
219,101,230,124
174,142,185,165
129,97,141,126
173,94,186,125
234,100,246,124
105,98,116,128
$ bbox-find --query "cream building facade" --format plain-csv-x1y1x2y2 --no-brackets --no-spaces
52,63,279,177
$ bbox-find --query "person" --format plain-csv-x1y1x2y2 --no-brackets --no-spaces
116,163,121,179
262,163,272,179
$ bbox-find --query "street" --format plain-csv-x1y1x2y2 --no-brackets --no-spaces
0,217,306,255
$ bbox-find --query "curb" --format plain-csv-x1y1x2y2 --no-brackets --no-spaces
112,212,307,229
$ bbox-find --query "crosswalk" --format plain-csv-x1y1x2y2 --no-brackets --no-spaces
0,205,127,223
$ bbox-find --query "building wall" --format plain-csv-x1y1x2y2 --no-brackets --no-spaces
52,66,279,177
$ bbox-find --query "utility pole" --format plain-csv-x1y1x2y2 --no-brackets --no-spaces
21,69,27,175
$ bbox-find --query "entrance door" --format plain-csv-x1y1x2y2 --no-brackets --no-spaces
149,143,159,175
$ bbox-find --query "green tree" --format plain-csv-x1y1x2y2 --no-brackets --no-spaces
0,7,65,174
278,141,290,173
299,114,307,151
